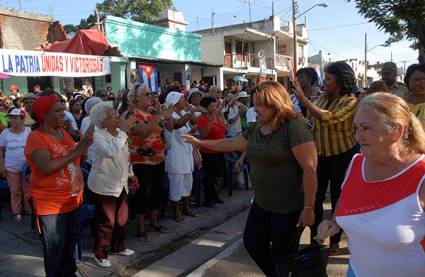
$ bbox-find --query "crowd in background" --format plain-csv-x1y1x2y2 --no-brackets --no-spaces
0,60,424,276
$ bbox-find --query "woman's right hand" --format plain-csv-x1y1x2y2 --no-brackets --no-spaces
315,219,341,244
77,124,94,154
181,134,202,148
120,115,137,133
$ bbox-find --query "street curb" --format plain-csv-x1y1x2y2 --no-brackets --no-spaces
186,237,243,277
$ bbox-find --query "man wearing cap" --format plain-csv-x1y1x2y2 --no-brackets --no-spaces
22,93,36,127
9,84,21,100
237,91,250,131
380,62,409,98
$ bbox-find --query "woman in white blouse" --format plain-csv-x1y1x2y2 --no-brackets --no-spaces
165,92,199,222
88,102,137,268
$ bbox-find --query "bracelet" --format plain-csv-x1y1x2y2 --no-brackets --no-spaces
303,205,314,210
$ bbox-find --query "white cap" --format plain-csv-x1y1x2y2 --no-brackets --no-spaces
189,87,202,98
8,108,25,117
165,91,184,105
237,91,250,99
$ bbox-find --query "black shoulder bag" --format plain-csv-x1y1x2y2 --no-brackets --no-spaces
276,227,329,277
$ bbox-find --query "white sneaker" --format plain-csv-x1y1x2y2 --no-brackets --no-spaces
113,249,135,256
14,214,22,222
94,256,111,268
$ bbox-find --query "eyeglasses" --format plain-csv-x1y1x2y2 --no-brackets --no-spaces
410,77,425,83
23,100,35,104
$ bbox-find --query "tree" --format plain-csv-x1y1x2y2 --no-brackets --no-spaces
348,0,425,63
63,0,172,34
96,0,173,23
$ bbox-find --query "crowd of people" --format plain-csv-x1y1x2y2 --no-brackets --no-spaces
0,60,424,277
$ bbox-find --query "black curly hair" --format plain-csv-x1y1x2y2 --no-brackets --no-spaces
325,61,357,95
404,63,425,89
296,67,319,86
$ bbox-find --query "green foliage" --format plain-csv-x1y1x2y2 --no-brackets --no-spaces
96,0,173,23
63,24,78,34
64,0,172,34
348,0,425,62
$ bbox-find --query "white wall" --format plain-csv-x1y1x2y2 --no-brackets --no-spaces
200,34,224,65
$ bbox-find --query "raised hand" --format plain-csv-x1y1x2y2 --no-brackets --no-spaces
292,79,305,99
119,115,137,133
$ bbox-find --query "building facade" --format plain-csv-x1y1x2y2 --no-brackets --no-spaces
195,16,309,90
104,15,219,91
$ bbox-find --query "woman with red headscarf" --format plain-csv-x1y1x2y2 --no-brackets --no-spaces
24,95,93,277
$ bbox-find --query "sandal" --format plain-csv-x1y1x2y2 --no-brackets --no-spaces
329,243,340,256
150,223,168,233
137,231,149,242
183,209,199,217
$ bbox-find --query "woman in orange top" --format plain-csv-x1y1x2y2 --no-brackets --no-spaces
24,95,93,277
124,84,173,241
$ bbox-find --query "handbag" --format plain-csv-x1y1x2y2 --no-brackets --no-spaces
276,227,329,277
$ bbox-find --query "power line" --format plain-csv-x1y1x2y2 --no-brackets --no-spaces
309,39,350,60
309,22,370,31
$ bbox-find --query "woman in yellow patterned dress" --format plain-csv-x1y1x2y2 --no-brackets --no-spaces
405,64,425,128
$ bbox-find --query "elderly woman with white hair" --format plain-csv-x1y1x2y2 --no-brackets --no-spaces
165,91,199,222
88,101,137,268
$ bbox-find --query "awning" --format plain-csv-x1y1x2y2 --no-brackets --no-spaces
0,48,111,77
129,56,222,67
43,29,111,56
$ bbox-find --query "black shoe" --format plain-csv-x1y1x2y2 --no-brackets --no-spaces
214,198,224,204
204,202,217,208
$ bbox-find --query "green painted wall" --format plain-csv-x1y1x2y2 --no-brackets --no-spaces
109,62,126,93
2,76,28,94
105,16,201,62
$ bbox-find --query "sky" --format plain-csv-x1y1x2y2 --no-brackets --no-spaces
2,0,418,68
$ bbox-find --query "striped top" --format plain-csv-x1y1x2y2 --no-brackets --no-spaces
312,94,358,157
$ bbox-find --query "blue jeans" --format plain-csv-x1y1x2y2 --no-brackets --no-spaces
38,208,80,277
347,262,356,277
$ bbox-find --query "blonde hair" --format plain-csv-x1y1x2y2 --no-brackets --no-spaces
127,83,149,107
360,92,425,153
254,81,297,130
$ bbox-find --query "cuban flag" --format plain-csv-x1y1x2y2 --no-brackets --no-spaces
138,64,158,93
314,64,323,87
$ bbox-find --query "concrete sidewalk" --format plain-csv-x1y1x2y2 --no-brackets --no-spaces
0,189,253,277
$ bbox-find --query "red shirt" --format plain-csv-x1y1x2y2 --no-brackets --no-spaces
197,115,226,153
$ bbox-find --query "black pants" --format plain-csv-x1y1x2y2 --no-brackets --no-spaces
311,147,357,244
201,152,223,203
243,202,301,277
38,209,80,277
133,163,165,215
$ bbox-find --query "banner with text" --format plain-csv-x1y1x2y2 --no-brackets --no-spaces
0,49,111,77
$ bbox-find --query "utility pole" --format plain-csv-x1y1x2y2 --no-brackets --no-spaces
211,11,215,31
272,0,275,17
401,60,407,74
248,0,252,22
292,0,298,72
364,33,367,88
197,16,199,30
95,9,101,31
18,0,22,9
